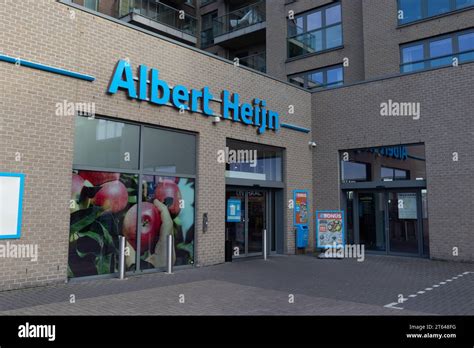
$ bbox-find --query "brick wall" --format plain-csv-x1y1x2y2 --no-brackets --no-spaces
312,63,474,262
0,0,313,290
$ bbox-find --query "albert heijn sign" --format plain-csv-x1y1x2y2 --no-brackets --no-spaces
108,60,280,135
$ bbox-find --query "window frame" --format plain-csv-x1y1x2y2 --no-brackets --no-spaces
400,28,474,73
381,166,411,181
397,0,474,25
287,2,343,59
73,114,197,179
288,64,344,90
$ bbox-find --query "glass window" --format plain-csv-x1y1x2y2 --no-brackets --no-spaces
289,65,344,90
458,32,474,62
341,161,370,182
226,140,283,182
427,0,451,17
399,0,422,24
399,0,474,24
142,127,196,175
325,4,341,25
69,171,138,278
457,0,474,8
401,30,474,73
84,0,98,11
381,167,409,181
327,66,343,87
402,44,425,72
287,3,342,58
326,24,343,49
73,117,140,170
307,71,324,89
340,144,426,183
307,11,322,31
429,37,452,67
288,75,305,88
140,176,195,268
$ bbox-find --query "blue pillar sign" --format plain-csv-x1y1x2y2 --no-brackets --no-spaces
227,199,242,222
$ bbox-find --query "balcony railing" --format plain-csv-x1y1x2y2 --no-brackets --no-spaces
287,23,342,58
213,1,266,37
238,52,266,73
119,0,198,36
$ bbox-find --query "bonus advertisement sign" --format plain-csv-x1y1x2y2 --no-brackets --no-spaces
316,211,344,249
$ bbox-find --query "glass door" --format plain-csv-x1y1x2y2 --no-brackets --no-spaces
357,192,386,251
226,190,246,257
247,191,266,255
225,189,267,258
388,191,421,255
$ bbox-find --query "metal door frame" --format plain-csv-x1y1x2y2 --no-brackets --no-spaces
351,188,425,257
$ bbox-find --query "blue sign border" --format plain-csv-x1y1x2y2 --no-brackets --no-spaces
293,190,309,227
315,210,345,249
0,172,25,240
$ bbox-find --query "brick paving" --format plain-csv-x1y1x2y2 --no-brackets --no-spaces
0,255,472,315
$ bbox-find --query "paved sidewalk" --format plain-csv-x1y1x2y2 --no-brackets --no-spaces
0,255,472,315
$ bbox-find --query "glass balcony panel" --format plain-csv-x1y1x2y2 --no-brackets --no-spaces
213,1,266,37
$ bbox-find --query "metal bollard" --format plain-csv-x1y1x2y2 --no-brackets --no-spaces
263,229,267,260
166,234,174,274
118,235,126,280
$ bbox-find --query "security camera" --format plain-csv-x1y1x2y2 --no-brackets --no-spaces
309,141,317,148
212,116,221,124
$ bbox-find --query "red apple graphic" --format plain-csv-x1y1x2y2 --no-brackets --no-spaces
155,181,182,217
159,176,180,184
78,171,120,186
123,202,162,252
71,174,85,201
91,180,128,213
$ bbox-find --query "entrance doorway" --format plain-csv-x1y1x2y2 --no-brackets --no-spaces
346,189,428,257
225,188,276,258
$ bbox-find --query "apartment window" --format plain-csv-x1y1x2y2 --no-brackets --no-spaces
287,3,342,58
398,0,474,25
84,0,99,11
401,29,474,73
289,65,344,90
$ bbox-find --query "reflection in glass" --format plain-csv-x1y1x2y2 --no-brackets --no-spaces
73,116,140,170
459,32,474,62
142,127,196,175
226,190,246,256
226,140,283,181
399,0,422,24
358,193,385,251
427,0,451,17
340,144,426,183
388,192,419,254
247,192,265,254
429,38,453,67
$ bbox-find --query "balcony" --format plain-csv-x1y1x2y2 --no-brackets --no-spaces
238,52,266,73
119,0,198,45
213,1,266,47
